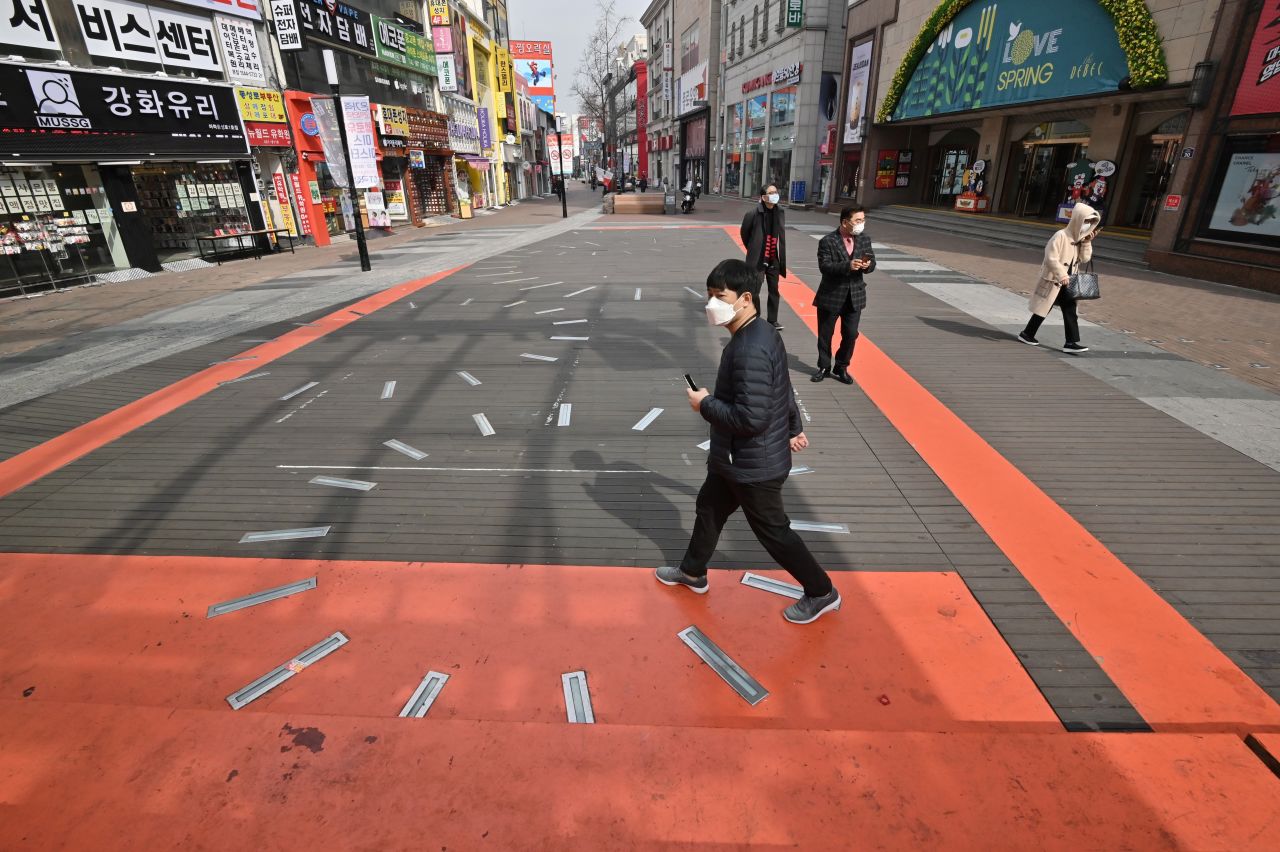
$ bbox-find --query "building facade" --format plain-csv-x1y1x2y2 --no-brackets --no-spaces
1146,0,1280,289
643,0,678,185
716,0,848,203
835,0,1219,243
671,0,719,189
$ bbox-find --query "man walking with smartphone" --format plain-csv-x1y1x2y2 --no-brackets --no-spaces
812,206,876,384
656,259,841,625
740,184,787,330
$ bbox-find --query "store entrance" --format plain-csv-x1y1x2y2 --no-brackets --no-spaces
1010,143,1083,217
132,163,253,263
928,147,973,206
1124,115,1188,229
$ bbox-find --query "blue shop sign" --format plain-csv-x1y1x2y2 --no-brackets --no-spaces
300,113,320,136
891,0,1129,121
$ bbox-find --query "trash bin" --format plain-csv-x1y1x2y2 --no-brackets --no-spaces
664,192,677,215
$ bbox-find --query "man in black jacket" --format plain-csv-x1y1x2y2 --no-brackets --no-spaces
656,259,841,625
740,184,787,329
812,206,876,384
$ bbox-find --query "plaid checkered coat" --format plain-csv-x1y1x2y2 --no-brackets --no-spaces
813,230,876,314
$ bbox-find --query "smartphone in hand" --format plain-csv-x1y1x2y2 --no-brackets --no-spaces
684,373,699,392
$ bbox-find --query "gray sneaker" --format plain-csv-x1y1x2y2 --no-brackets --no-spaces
783,588,841,624
655,565,709,595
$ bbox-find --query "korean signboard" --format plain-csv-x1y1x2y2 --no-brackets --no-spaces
341,95,379,188
843,40,873,145
0,63,248,156
373,15,436,75
374,103,409,137
786,0,803,28
1,0,62,51
1231,1,1280,117
890,0,1128,121
427,0,448,26
173,0,261,21
677,62,707,116
510,40,555,113
236,85,290,146
297,0,375,58
217,14,267,84
496,46,513,93
431,25,451,53
271,0,302,51
477,107,492,153
437,54,457,92
73,0,222,73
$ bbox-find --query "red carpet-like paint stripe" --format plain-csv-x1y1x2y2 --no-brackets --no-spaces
722,226,1280,732
0,267,463,501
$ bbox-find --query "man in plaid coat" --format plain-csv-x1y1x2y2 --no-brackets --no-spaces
812,206,876,384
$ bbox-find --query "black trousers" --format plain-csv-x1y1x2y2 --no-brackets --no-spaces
679,471,833,598
1023,288,1080,343
759,265,780,324
816,302,862,371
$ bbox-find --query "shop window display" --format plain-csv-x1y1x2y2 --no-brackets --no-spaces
0,165,125,296
767,86,797,193
133,163,252,262
743,94,767,198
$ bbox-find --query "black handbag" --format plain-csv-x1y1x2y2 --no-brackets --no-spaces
1066,258,1100,301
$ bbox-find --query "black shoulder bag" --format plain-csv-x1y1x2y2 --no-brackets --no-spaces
1066,257,1101,301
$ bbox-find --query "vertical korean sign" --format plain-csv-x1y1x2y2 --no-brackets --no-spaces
341,95,379,188
427,0,449,26
272,0,304,51
510,40,555,113
477,107,492,153
786,0,803,28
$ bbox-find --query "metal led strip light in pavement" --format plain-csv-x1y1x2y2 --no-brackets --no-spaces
206,577,318,618
720,225,1280,731
562,671,595,724
678,626,768,706
399,671,450,718
226,632,349,710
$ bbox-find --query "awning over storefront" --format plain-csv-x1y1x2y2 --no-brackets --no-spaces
460,156,492,171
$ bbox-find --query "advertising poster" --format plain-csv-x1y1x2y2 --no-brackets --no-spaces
1206,151,1280,244
844,40,873,145
217,14,267,84
309,96,349,187
1230,1,1280,117
677,61,707,116
895,150,912,187
340,95,380,189
891,0,1128,121
286,172,312,234
510,40,555,113
874,150,898,189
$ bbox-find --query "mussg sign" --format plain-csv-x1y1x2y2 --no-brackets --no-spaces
0,63,248,157
891,0,1128,121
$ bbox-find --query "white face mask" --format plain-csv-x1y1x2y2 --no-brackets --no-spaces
851,222,866,236
1079,222,1093,235
705,294,743,327
766,193,780,204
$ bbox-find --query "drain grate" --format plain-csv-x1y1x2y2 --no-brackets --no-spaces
207,577,317,618
678,626,768,706
226,631,348,710
740,572,803,600
399,671,451,718
562,671,595,723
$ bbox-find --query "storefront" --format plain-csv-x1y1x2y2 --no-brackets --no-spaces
374,104,412,227
846,0,1203,227
720,62,810,200
0,62,253,294
235,86,302,245
680,111,709,189
1146,0,1280,290
445,95,485,214
405,108,455,222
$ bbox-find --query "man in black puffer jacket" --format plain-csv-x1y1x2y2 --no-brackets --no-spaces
656,259,841,625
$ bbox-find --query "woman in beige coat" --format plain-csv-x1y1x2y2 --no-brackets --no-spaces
1018,203,1101,354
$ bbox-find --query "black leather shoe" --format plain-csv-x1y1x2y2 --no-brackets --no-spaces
810,368,829,383
833,369,854,385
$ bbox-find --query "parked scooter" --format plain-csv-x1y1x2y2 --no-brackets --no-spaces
681,181,696,214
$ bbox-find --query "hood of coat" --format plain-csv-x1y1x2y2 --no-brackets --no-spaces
1065,203,1100,243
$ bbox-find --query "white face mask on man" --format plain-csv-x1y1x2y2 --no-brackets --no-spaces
766,193,780,204
851,223,866,236
705,294,744,327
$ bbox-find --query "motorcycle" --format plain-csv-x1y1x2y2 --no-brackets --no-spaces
681,189,696,214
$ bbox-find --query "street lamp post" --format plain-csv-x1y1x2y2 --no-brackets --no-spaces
555,115,568,219
323,49,371,272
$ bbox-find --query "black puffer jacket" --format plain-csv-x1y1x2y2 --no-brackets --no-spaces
700,317,803,483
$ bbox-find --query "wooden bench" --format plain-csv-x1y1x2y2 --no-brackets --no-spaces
609,193,667,214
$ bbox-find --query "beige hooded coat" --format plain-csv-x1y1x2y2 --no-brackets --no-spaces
1029,202,1099,317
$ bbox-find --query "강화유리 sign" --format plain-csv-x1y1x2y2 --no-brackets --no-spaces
373,15,436,75
0,63,248,156
890,0,1128,121
297,0,375,58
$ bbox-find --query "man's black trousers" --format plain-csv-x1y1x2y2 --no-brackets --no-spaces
816,301,862,371
760,266,780,325
679,471,833,598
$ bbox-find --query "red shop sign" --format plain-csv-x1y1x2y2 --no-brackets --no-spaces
245,122,292,147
